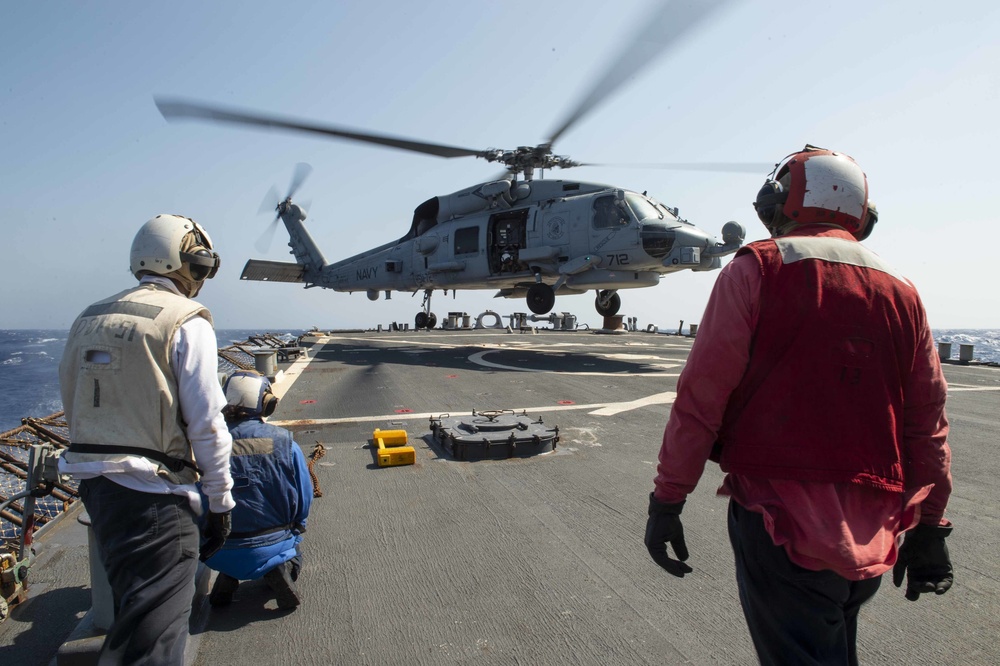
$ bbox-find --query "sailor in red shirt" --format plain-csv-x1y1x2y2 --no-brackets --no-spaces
645,146,953,666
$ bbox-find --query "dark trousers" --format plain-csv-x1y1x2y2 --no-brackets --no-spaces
80,476,199,666
728,500,882,666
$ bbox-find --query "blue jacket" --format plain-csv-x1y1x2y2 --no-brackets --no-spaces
203,419,312,580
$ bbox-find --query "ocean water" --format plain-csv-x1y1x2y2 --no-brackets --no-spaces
0,328,997,434
934,329,1000,363
0,329,303,434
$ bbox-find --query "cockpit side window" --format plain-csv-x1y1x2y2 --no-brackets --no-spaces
593,195,630,229
403,197,440,241
455,226,479,255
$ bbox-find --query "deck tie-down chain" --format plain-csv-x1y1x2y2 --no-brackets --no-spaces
307,443,325,498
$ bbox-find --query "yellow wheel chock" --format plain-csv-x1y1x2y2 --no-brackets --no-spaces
372,428,415,467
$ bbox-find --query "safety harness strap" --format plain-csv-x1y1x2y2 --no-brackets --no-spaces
228,523,294,539
68,443,203,475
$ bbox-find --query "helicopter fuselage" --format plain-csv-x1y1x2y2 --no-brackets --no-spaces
165,1,754,326
242,177,745,321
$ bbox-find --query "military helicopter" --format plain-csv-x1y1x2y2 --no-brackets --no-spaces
156,0,761,329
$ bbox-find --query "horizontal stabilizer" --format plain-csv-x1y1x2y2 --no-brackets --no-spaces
240,259,306,283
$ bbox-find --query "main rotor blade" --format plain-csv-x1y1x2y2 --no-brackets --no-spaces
546,0,734,147
288,162,312,199
579,161,772,174
155,97,485,159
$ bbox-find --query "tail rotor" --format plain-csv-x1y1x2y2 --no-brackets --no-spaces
255,163,312,254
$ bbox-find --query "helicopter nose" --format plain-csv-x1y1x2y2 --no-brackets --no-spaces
640,222,676,259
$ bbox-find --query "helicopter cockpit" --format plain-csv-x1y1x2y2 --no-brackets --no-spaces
406,197,441,240
625,191,684,260
592,194,631,228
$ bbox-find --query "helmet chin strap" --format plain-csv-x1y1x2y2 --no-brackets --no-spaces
770,217,797,238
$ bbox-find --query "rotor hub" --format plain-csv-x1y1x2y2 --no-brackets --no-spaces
277,198,307,222
479,145,580,174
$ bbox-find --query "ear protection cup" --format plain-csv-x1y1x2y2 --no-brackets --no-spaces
260,389,279,418
857,202,878,241
753,179,788,228
181,246,220,281
178,222,220,282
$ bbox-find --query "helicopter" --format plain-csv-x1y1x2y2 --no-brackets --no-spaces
155,0,762,329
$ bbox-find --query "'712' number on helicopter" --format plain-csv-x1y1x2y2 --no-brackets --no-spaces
606,253,630,266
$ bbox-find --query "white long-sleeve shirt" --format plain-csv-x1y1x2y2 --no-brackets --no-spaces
59,276,235,514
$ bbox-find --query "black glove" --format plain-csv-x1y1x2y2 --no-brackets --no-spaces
892,523,953,601
644,493,692,577
199,510,232,562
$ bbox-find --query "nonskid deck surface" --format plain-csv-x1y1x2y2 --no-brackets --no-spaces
4,329,998,665
192,329,1000,666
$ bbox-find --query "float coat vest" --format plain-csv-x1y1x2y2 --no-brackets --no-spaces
203,419,311,580
712,226,927,492
60,283,211,485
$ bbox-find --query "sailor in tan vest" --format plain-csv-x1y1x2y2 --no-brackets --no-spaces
59,214,235,665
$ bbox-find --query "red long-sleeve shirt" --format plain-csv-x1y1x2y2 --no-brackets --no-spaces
652,244,952,580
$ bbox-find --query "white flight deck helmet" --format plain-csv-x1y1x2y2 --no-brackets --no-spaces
222,370,278,421
753,145,871,240
130,214,220,297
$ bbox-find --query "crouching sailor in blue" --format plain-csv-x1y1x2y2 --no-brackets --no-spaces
204,370,313,610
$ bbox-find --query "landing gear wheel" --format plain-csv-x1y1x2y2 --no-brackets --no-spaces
595,290,621,317
416,289,436,329
527,283,556,315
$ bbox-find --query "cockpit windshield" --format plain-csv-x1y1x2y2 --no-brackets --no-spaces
625,192,662,222
626,192,684,224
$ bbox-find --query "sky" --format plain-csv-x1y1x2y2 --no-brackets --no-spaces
2,0,999,331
